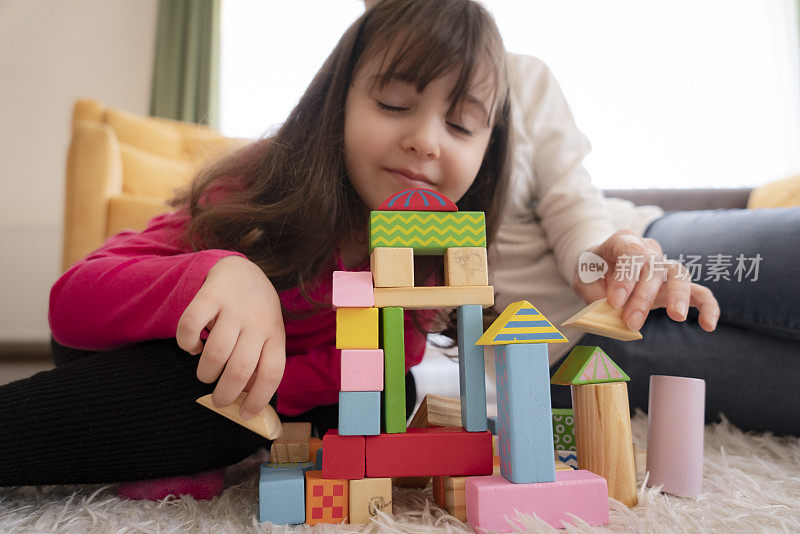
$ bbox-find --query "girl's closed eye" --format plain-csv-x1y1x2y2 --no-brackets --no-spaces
448,121,473,136
376,101,408,112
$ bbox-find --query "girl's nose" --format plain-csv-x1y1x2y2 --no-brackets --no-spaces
401,120,440,160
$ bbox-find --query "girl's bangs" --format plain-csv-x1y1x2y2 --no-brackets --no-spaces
358,0,507,122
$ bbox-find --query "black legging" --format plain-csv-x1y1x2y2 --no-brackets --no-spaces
0,338,416,486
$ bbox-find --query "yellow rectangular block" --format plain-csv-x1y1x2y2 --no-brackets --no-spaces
349,477,392,524
373,286,494,309
371,247,414,287
444,247,488,286
336,308,379,349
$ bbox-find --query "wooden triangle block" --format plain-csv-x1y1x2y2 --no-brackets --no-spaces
551,346,630,385
561,297,642,341
196,393,283,440
476,300,568,345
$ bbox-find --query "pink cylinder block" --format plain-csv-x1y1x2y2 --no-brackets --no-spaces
646,375,705,496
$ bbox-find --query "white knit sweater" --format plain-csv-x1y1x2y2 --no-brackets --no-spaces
489,54,664,365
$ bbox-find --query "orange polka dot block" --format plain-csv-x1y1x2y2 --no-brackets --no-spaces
304,470,349,525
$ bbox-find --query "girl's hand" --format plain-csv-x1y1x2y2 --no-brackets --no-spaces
176,255,286,420
573,230,720,333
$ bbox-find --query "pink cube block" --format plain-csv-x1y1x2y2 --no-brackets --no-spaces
341,349,384,391
332,271,374,309
465,470,609,532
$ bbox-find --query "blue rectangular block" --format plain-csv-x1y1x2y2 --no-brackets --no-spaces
258,463,313,524
458,305,488,432
315,447,323,470
339,391,380,436
495,343,555,483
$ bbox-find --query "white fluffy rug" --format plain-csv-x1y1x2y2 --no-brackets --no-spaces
2,411,799,533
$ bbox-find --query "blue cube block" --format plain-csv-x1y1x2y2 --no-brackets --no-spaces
258,463,310,524
339,391,380,435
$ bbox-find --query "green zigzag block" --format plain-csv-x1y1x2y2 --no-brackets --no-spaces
369,211,486,255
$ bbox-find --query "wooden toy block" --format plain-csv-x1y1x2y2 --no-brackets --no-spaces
457,305,488,431
445,247,488,286
336,307,378,349
322,430,365,480
315,448,324,470
338,391,380,436
646,375,705,496
381,307,406,434
555,450,578,470
305,470,349,525
309,437,323,464
196,393,281,440
340,349,384,391
561,297,642,341
373,285,494,309
332,271,374,308
365,427,493,477
408,394,461,428
572,382,638,507
465,470,609,532
550,345,630,385
492,434,498,456
369,211,486,254
476,300,567,345
370,247,414,288
378,187,458,211
551,408,576,452
258,466,307,524
433,458,500,521
555,460,573,471
495,343,556,483
270,422,312,463
349,477,392,524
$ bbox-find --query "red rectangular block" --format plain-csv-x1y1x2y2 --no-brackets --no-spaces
322,430,365,480
365,427,493,477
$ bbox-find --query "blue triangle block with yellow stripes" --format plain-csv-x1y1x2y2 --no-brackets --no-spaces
476,300,568,345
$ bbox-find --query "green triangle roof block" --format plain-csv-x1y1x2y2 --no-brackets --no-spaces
550,346,630,385
475,300,568,345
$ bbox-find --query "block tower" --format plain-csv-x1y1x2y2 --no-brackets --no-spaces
312,188,497,524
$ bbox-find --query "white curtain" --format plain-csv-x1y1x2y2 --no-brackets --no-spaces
220,0,800,189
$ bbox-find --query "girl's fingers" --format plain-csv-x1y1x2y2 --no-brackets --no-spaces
176,296,218,355
663,261,693,322
602,231,648,309
240,337,287,420
213,329,263,408
622,252,665,331
195,314,239,385
689,284,720,332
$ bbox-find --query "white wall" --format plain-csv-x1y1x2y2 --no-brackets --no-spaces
0,0,158,342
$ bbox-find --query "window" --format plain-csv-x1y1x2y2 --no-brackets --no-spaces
220,0,800,188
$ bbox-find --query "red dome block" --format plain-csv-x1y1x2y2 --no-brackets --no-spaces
378,188,457,211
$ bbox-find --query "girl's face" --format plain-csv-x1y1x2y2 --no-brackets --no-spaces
344,58,495,210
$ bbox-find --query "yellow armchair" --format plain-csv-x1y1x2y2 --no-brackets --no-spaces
62,99,248,273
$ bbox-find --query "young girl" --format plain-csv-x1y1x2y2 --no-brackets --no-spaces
0,0,511,489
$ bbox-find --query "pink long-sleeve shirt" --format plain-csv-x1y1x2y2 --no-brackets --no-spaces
49,209,428,416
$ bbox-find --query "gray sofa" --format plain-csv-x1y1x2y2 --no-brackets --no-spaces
603,188,752,212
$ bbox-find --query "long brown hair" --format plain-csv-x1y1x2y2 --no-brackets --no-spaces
170,0,512,326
